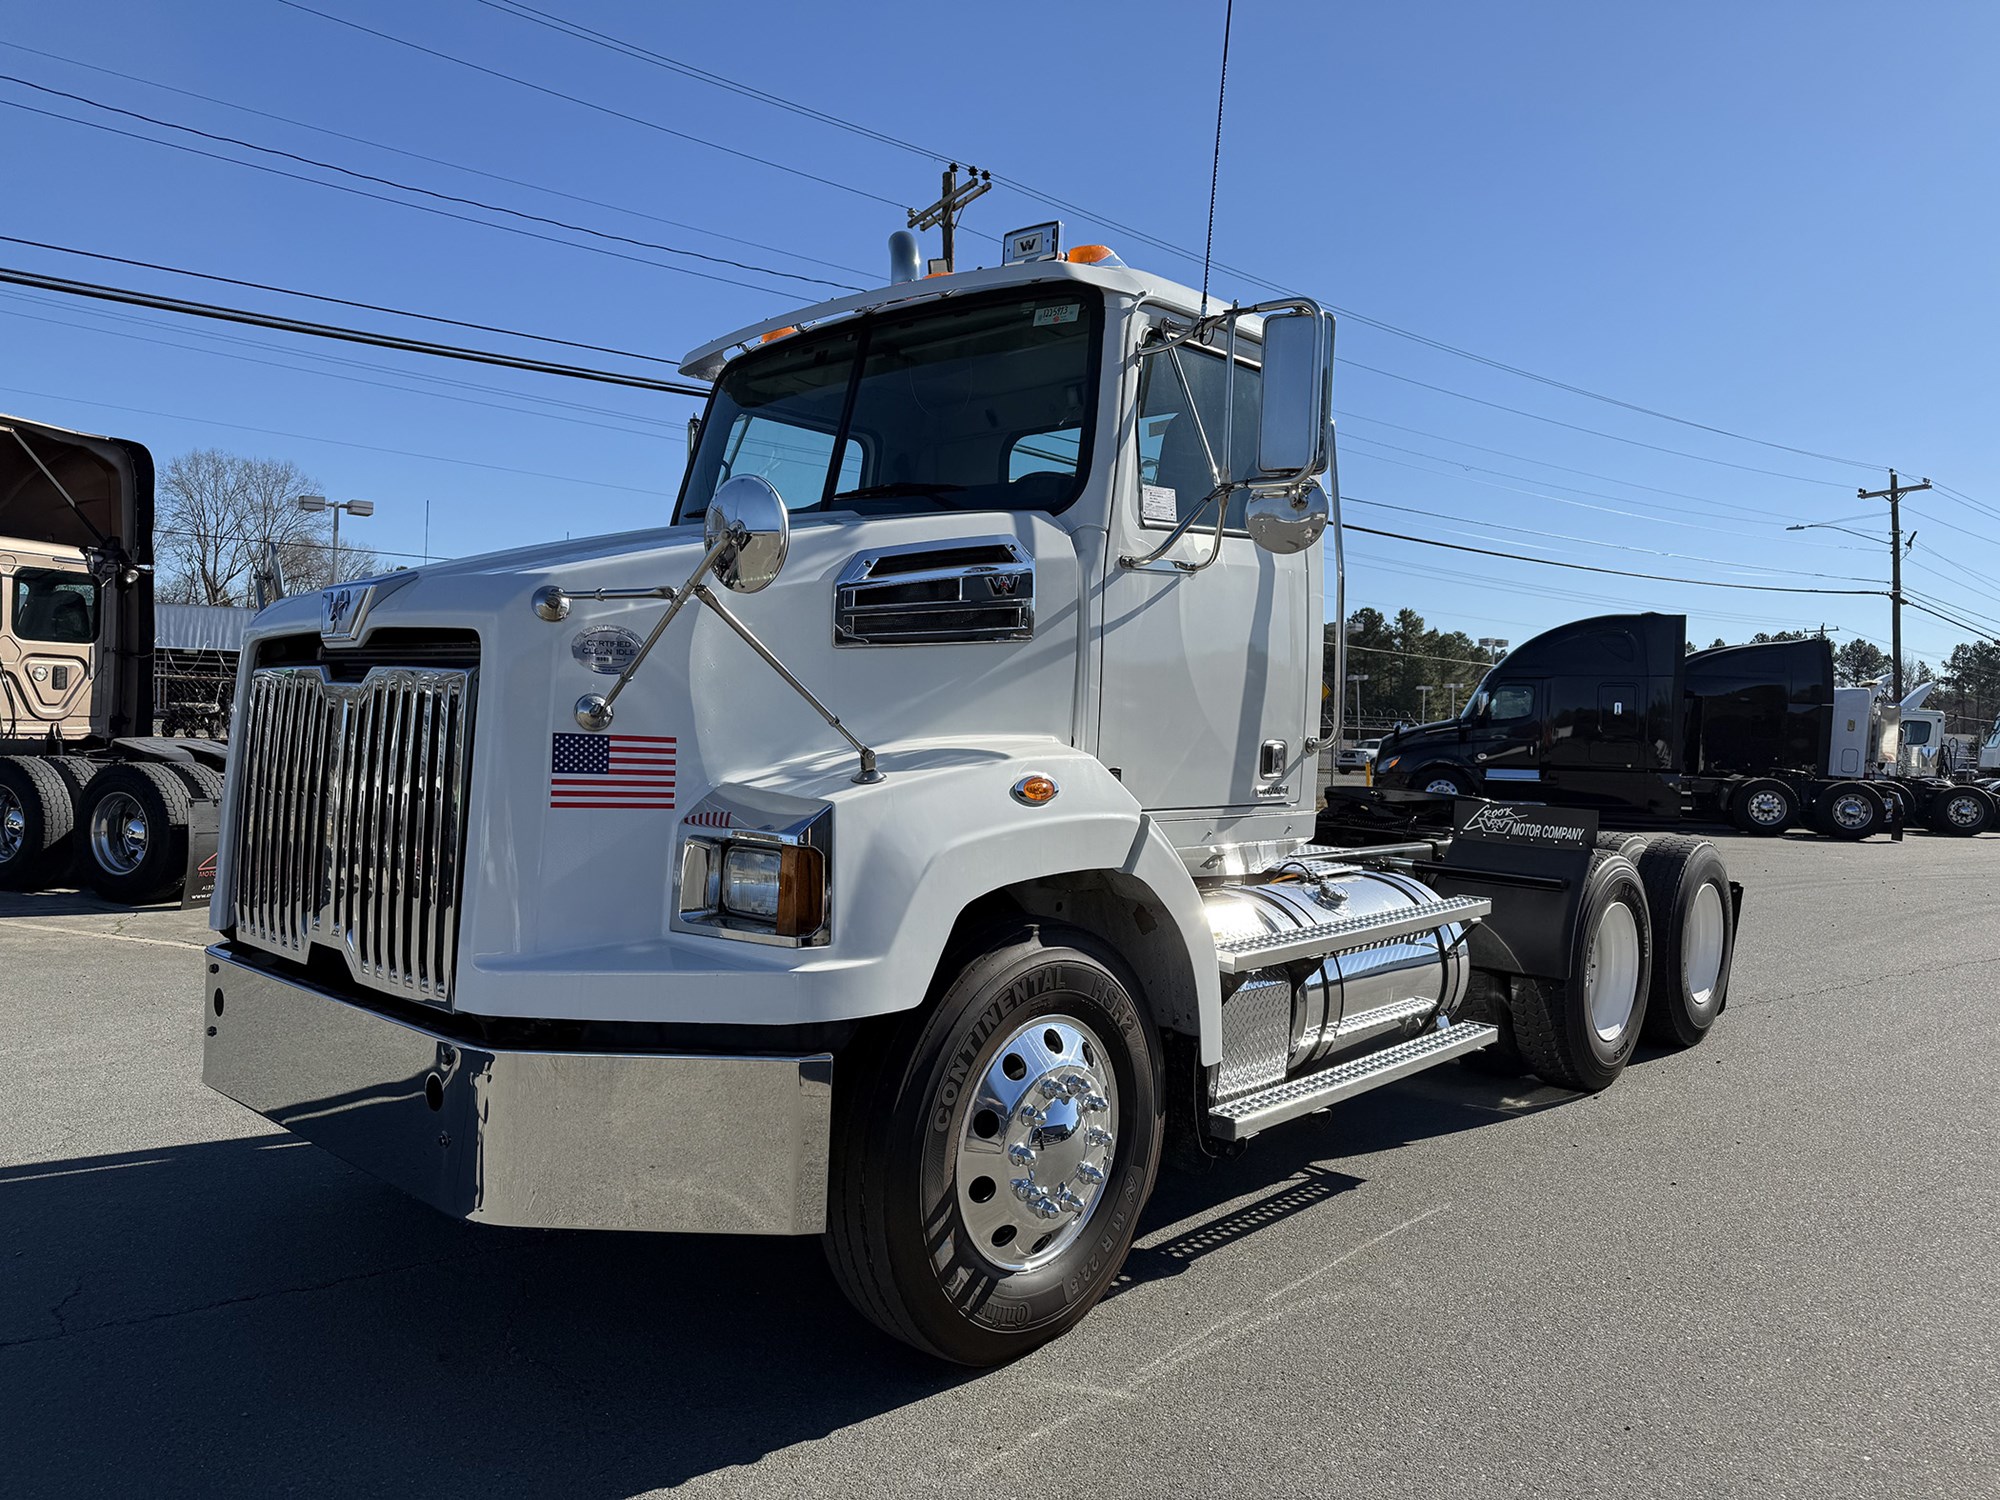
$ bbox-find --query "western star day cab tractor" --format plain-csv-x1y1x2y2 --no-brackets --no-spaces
200,232,1742,1364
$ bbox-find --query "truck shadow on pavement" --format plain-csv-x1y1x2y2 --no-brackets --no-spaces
0,1062,1581,1498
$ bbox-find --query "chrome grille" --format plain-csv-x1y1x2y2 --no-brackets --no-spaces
232,664,476,1005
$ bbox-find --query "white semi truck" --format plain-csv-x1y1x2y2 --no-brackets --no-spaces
200,234,1742,1365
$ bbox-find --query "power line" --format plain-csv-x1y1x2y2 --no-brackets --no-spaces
0,380,671,499
455,0,1893,474
274,1,907,210
0,233,686,367
0,92,814,300
1343,495,1882,583
1341,518,1887,596
1342,359,1855,488
0,40,874,282
0,293,685,445
0,73,857,293
0,262,708,395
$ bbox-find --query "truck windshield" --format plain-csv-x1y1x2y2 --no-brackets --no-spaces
675,287,1102,523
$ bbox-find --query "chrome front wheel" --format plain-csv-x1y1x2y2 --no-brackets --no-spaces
953,1014,1118,1273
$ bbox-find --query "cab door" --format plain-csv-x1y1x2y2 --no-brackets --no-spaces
1475,681,1544,790
1095,323,1315,814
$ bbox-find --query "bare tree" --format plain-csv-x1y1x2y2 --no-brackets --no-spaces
157,449,381,604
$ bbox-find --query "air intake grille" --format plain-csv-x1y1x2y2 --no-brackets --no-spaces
232,664,476,1005
834,537,1034,646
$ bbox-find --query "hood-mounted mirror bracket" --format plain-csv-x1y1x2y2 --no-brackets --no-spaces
535,475,884,785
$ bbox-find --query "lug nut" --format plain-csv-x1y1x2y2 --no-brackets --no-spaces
1080,1093,1109,1114
1055,1187,1086,1213
1085,1126,1114,1149
1063,1073,1092,1097
1075,1161,1105,1185
1031,1194,1062,1221
1007,1142,1036,1167
1011,1176,1038,1202
1038,1076,1067,1101
1017,1103,1045,1126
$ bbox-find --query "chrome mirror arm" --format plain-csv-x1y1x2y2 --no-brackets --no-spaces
565,528,736,731
691,585,882,784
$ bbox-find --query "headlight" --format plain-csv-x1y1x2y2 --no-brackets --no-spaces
679,818,829,945
722,846,782,919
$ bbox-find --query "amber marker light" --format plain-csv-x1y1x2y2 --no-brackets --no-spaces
1011,774,1060,806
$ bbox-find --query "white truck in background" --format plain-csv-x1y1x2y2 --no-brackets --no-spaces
198,231,1743,1365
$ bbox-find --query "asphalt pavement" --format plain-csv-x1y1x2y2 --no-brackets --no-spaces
2,830,1996,1498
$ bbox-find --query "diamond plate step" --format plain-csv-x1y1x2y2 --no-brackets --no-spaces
1206,1021,1499,1141
1213,895,1491,974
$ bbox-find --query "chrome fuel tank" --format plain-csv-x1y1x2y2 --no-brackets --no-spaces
1204,867,1471,1099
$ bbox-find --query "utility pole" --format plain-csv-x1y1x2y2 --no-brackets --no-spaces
1857,470,1931,700
908,164,991,274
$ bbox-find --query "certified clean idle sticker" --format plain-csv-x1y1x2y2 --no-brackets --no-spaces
571,625,643,674
1141,483,1178,522
1033,303,1081,327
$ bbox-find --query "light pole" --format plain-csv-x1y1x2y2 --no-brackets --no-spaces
1478,636,1509,664
296,494,376,584
1446,681,1467,715
1347,672,1369,730
1416,684,1431,721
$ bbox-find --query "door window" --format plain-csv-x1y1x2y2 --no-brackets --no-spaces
1136,337,1263,528
10,568,99,643
1488,684,1535,722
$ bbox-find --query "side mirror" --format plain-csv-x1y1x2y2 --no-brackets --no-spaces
705,474,789,593
1255,309,1331,481
1244,480,1329,555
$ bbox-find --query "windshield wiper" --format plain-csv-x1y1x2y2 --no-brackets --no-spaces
831,482,967,502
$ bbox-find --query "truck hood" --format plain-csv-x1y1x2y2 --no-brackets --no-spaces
230,509,1088,971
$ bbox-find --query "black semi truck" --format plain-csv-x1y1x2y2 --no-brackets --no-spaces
1364,613,1993,839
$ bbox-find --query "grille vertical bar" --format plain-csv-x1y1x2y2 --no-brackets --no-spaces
231,665,476,1006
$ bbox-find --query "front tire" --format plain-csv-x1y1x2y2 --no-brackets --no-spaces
824,922,1163,1366
1419,767,1475,797
1509,850,1652,1092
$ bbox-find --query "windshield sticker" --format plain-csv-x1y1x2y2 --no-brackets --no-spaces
1033,303,1081,327
1142,484,1177,523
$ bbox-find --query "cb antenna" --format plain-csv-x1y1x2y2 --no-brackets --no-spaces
1200,0,1236,317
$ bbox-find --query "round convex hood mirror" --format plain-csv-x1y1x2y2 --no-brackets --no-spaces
705,474,790,592
1243,480,1330,555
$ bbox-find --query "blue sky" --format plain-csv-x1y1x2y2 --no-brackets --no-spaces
3,1,1996,662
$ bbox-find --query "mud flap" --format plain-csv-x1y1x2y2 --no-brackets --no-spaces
1426,800,1599,983
181,795,219,910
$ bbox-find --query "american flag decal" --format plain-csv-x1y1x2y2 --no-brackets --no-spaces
550,733,677,810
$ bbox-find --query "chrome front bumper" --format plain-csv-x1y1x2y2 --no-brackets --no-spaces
200,945,833,1234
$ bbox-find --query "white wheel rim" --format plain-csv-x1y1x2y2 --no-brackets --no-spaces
1830,793,1873,830
1585,900,1642,1044
1947,795,1983,828
953,1014,1119,1274
1746,789,1787,826
1425,777,1461,795
1683,881,1726,1011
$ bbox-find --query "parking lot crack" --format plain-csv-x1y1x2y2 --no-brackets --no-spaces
0,1246,505,1353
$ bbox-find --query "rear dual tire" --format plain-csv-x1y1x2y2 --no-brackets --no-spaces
0,756,75,888
1509,850,1652,1092
1813,781,1883,841
1633,836,1735,1049
1927,786,1992,837
76,763,192,904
